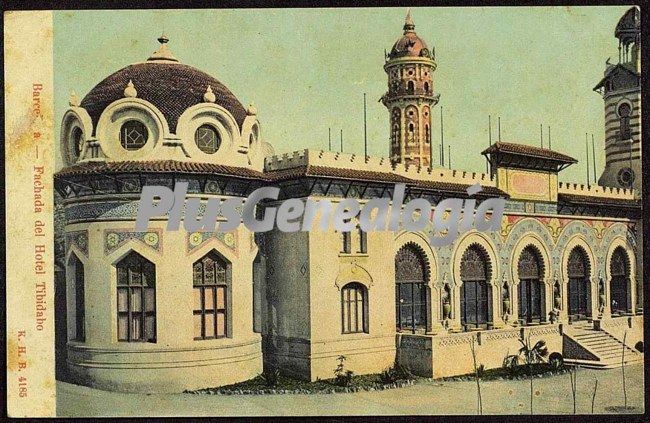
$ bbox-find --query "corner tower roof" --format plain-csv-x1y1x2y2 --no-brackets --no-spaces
388,9,434,60
482,142,577,172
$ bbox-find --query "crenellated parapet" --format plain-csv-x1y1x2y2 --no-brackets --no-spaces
558,181,635,200
264,149,496,187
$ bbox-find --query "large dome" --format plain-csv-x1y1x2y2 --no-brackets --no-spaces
80,43,247,135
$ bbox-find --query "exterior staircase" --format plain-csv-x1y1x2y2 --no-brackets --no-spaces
563,321,643,368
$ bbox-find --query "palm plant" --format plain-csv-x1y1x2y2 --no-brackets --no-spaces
519,336,548,414
519,337,549,365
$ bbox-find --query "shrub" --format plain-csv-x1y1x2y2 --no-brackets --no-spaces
549,352,564,370
503,354,520,376
334,355,355,387
335,370,354,387
261,367,280,387
476,364,486,378
379,363,414,384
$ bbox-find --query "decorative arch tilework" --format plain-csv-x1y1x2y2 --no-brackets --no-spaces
425,213,631,293
431,230,505,288
501,218,554,280
601,222,636,263
66,230,89,257
187,231,237,255
104,228,162,255
555,220,601,275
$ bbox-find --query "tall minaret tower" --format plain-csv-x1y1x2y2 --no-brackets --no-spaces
382,10,439,167
594,6,641,193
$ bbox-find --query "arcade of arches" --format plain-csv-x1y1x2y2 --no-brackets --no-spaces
393,240,637,333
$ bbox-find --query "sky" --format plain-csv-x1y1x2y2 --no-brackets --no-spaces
53,6,632,183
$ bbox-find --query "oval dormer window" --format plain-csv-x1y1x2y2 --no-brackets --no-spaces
71,127,84,158
195,124,221,154
120,120,148,151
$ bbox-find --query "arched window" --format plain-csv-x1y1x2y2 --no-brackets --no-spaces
460,245,491,329
618,103,632,141
424,82,429,93
120,120,148,151
395,244,428,333
193,251,229,339
195,124,221,154
69,254,85,341
116,251,156,342
341,231,351,253
425,125,430,144
610,247,629,315
358,227,368,254
407,81,415,93
392,108,401,146
341,282,368,334
517,246,544,324
567,247,591,320
71,127,84,159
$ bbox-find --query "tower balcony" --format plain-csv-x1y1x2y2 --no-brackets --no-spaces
382,90,440,106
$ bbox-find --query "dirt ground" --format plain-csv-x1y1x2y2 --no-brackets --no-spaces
56,363,644,417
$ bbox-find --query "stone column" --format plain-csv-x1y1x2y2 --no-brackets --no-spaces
429,285,444,334
600,272,611,319
510,280,519,325
561,277,570,322
629,275,637,315
590,276,600,321
491,278,505,329
450,284,463,331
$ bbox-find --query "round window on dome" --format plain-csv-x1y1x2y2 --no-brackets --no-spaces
71,127,84,158
195,124,221,154
120,120,148,151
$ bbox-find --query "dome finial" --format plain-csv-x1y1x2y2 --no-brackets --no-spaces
203,85,216,103
158,32,169,44
247,103,258,116
404,8,415,33
124,80,138,98
148,32,178,62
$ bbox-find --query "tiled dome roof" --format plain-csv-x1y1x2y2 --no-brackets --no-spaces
388,10,433,60
615,6,640,41
80,44,247,135
390,33,431,59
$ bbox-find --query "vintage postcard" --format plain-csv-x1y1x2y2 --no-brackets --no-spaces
3,4,645,417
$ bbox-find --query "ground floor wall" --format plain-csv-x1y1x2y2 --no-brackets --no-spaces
67,338,262,393
397,325,564,378
61,204,264,392
309,334,396,381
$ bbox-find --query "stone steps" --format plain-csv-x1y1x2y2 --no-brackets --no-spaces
563,325,642,368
